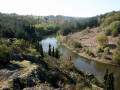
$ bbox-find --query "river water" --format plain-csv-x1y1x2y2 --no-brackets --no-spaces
40,35,120,90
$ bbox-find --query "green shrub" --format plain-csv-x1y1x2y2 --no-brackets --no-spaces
104,47,110,55
74,41,82,48
0,44,10,65
96,34,108,46
113,51,120,61
110,21,120,33
103,27,112,36
28,47,38,55
86,49,93,56
97,46,105,53
117,39,120,51
111,29,118,37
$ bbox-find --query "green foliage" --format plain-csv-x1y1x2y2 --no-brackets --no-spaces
101,11,120,26
86,49,93,56
111,29,118,37
28,47,38,55
110,21,120,32
55,48,60,59
103,21,120,37
52,47,55,57
10,39,27,53
104,47,110,55
117,38,120,51
104,68,108,85
0,44,10,65
82,27,91,34
35,24,59,36
110,21,120,37
97,46,105,53
73,41,82,48
96,34,108,46
103,27,112,36
39,44,44,57
0,38,39,56
112,50,120,61
61,16,98,35
48,44,51,56
0,13,37,40
106,73,114,90
104,69,114,90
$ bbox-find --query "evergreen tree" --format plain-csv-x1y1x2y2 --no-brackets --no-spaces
107,73,114,90
104,68,108,85
48,44,51,56
40,44,44,57
52,47,54,57
104,69,114,90
35,39,39,51
55,48,59,59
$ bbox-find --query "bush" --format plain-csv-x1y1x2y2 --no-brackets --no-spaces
97,46,105,53
28,47,38,55
111,29,118,37
96,34,108,46
113,51,120,61
86,49,93,56
103,27,112,36
0,44,10,65
110,21,120,33
104,47,110,55
74,41,82,48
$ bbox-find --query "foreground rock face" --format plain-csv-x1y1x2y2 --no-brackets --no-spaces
0,54,104,90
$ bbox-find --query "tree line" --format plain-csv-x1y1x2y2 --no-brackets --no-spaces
61,11,120,35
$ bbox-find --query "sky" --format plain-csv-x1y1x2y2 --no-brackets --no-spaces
0,0,120,17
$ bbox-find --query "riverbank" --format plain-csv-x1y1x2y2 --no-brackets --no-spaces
58,35,120,67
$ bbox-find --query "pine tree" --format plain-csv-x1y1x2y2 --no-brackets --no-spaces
48,44,51,56
55,48,59,59
107,73,114,90
52,47,54,57
35,39,39,51
104,69,114,90
40,44,44,57
104,68,108,85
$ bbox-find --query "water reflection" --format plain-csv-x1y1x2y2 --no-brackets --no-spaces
40,36,120,90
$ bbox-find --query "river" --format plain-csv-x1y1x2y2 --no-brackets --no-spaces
40,35,120,90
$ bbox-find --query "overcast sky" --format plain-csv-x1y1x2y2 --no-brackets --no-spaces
0,0,120,17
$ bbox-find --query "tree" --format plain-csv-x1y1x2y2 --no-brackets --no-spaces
103,69,114,90
0,44,10,65
106,73,114,90
55,48,59,59
52,47,54,57
35,39,39,51
112,50,120,62
104,68,108,85
40,44,44,57
96,34,108,46
48,44,51,56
